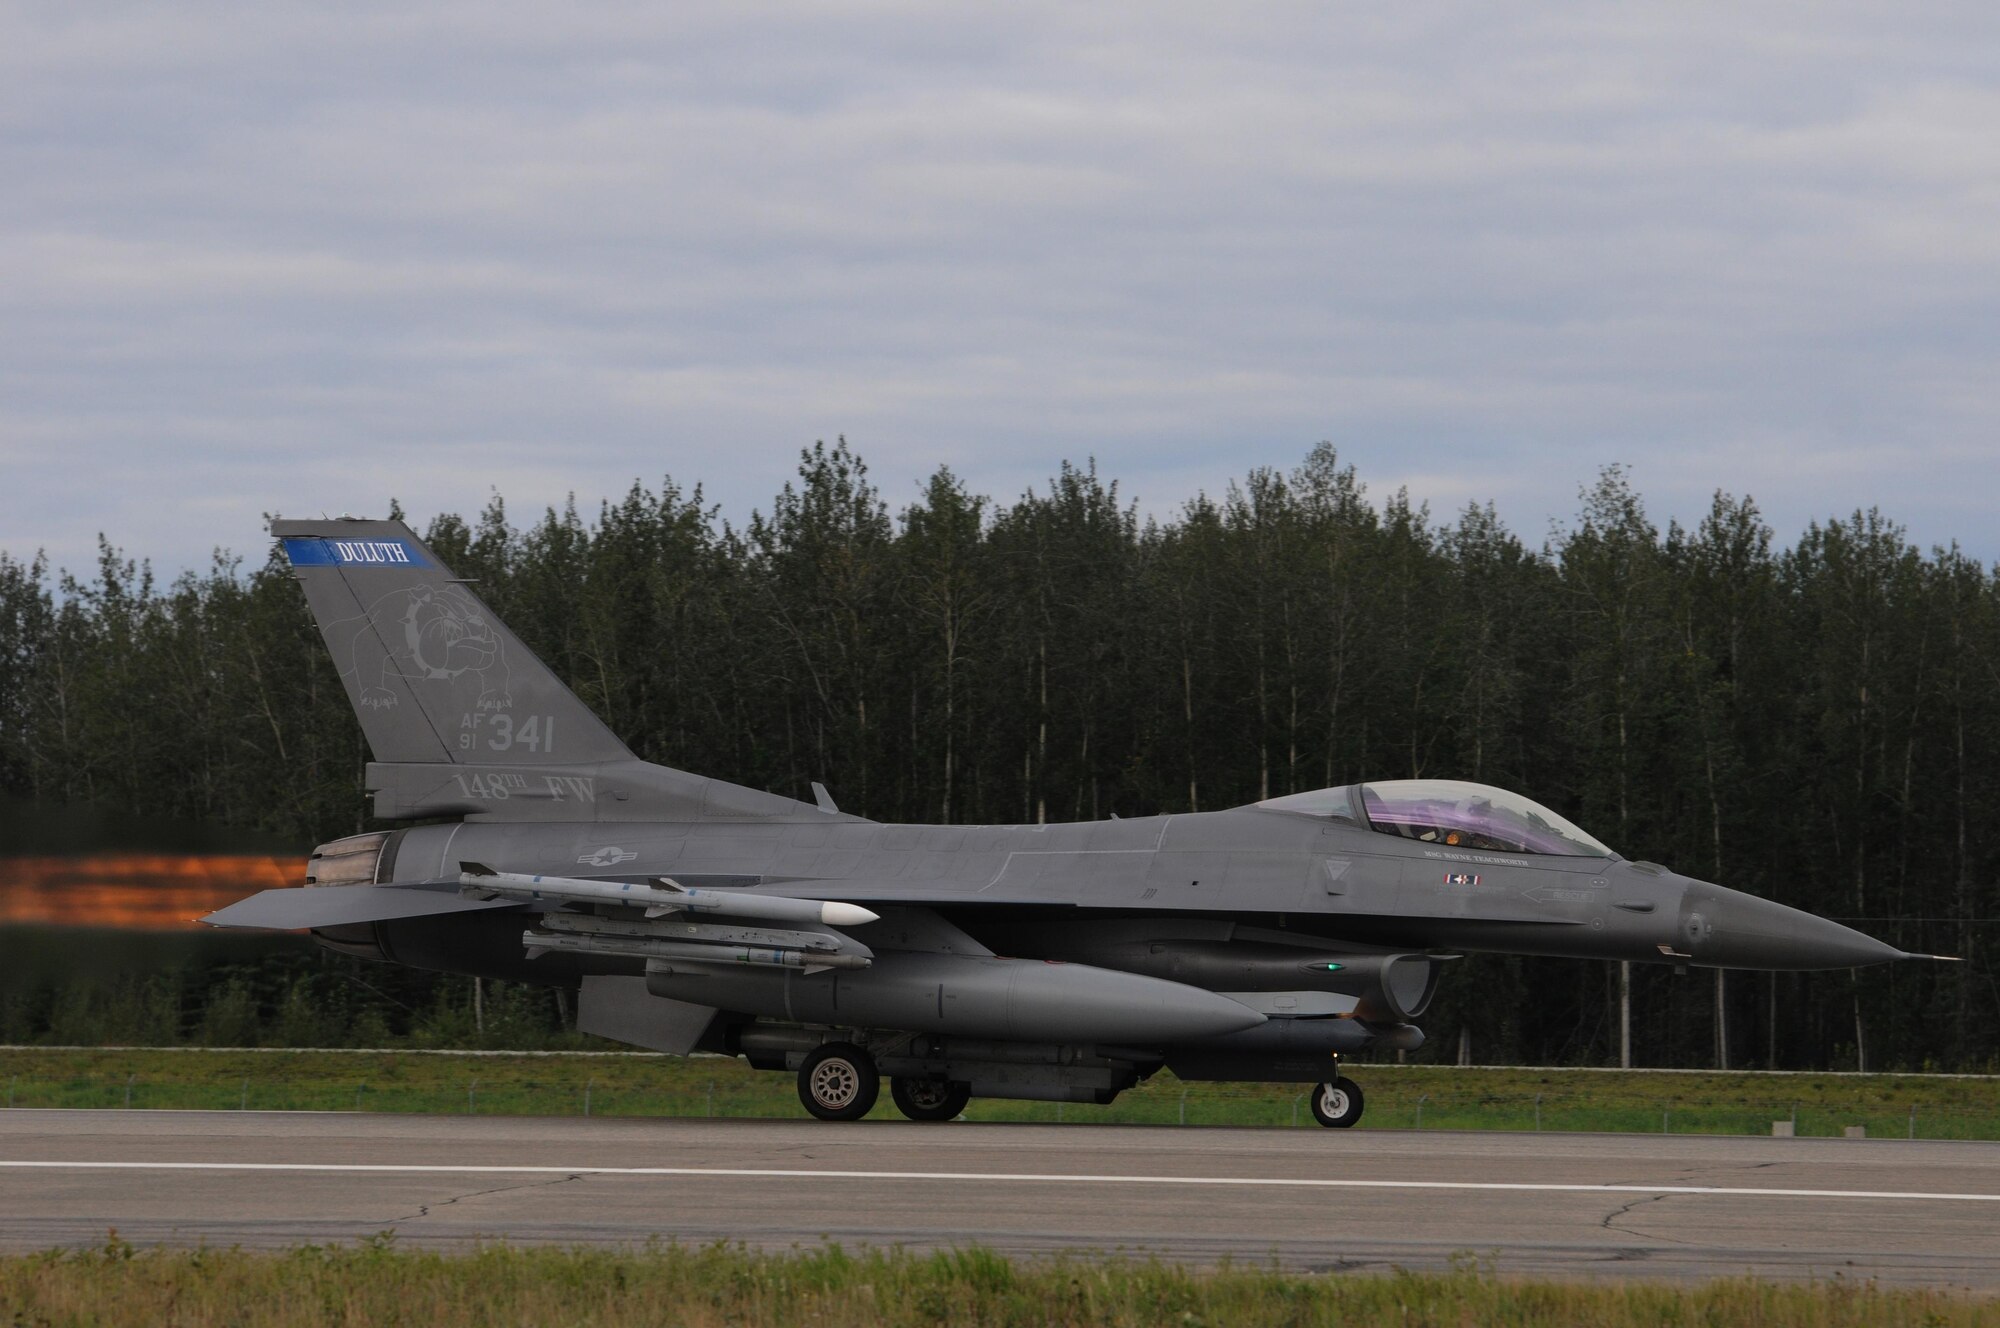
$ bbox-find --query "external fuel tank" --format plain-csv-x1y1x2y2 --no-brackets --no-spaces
644,951,1266,1044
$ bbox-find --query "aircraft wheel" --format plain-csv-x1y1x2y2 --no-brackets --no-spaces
797,1043,879,1121
890,1076,970,1122
1310,1076,1364,1128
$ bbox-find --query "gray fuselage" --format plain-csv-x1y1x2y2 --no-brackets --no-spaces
366,804,1890,980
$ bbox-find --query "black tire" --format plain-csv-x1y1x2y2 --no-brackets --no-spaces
890,1076,971,1122
1309,1076,1364,1128
797,1043,880,1121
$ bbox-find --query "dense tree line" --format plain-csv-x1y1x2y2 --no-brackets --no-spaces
0,928,576,1051
2,442,1995,1070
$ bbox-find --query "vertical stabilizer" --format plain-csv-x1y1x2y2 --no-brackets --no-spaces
272,518,632,768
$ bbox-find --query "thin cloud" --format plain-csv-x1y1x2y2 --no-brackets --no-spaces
5,2,1998,573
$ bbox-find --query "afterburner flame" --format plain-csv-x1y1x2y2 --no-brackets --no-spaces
0,854,299,930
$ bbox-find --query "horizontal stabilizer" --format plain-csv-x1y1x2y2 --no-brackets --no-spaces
202,884,520,931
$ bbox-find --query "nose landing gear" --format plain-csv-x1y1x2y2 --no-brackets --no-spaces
1310,1075,1365,1128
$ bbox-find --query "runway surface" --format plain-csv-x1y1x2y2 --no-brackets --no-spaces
2,1110,1997,1285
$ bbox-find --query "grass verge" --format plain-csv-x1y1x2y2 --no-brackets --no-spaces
3,1239,1995,1327
3,1047,1998,1137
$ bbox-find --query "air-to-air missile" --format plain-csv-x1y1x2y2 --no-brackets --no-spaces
522,930,875,971
459,865,879,927
199,518,1950,1128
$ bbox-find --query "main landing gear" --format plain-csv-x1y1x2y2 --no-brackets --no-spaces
795,1043,974,1122
890,1076,971,1122
797,1042,879,1121
792,1039,1363,1128
1309,1076,1365,1128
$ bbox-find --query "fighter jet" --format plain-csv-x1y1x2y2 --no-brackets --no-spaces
203,518,1927,1126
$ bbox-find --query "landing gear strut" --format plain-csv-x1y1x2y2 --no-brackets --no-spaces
1310,1076,1365,1128
797,1042,880,1121
890,1076,971,1122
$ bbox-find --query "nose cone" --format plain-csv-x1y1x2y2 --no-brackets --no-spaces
1680,883,1904,970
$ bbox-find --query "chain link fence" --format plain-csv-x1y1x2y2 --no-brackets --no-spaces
5,1049,1997,1138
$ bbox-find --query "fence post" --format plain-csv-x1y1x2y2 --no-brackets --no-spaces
1909,1105,1916,1141
1415,1094,1427,1129
584,1078,593,1117
706,1081,715,1118
467,1080,477,1114
1534,1094,1542,1132
355,1084,366,1112
1057,1102,1065,1123
240,1078,248,1111
124,1073,134,1109
1178,1089,1188,1126
1662,1107,1669,1134
6,1076,13,1109
1292,1094,1302,1128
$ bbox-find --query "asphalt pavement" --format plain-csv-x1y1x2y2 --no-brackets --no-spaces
1,1110,1995,1286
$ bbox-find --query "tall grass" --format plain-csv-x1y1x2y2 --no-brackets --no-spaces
2,1239,1994,1327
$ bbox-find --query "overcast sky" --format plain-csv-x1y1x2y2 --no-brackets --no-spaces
6,2,1998,578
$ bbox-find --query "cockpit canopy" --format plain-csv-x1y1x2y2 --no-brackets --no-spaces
1257,779,1613,858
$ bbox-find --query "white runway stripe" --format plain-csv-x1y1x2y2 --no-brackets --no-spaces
0,1159,1994,1203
